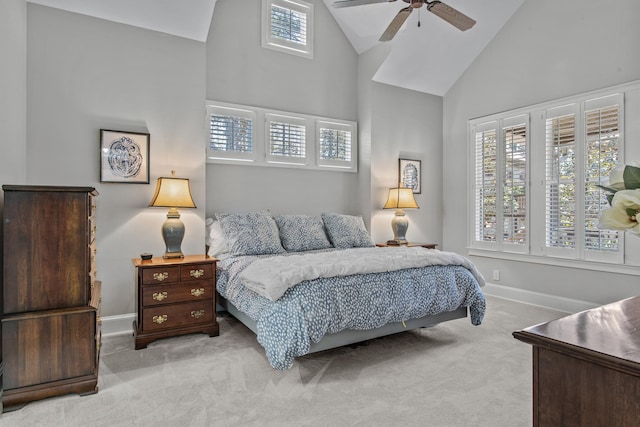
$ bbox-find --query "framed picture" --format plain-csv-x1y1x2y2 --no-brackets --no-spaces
399,158,421,194
100,129,150,183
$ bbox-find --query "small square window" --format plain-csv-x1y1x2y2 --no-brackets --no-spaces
262,0,313,59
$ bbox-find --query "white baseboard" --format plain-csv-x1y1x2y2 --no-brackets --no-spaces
483,282,599,314
101,313,136,337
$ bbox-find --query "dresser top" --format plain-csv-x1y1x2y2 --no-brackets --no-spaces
132,254,216,267
3,184,98,195
514,296,640,367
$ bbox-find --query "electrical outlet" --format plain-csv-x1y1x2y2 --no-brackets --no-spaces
492,269,500,281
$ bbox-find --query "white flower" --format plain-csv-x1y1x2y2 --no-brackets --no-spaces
605,161,640,191
598,189,640,235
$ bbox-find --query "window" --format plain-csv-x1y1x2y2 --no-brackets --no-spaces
502,118,528,249
472,115,528,253
317,121,356,170
206,100,357,172
470,88,625,264
262,0,313,59
207,105,256,162
473,123,498,246
266,114,306,164
543,95,622,262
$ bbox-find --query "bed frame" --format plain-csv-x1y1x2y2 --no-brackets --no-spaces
217,294,468,354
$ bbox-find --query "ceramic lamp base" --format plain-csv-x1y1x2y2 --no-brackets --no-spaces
390,209,410,244
161,208,185,258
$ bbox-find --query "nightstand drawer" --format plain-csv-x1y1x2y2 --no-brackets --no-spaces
180,263,214,281
142,282,213,306
141,266,180,285
142,300,213,332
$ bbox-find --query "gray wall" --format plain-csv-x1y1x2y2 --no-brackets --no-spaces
204,0,444,248
0,0,27,187
443,0,640,307
369,82,443,245
205,0,361,217
357,44,444,245
26,4,207,318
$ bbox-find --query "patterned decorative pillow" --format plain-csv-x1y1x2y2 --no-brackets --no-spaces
321,213,374,249
274,214,332,252
215,211,285,256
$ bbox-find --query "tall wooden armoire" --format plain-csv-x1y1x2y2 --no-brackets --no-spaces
1,185,101,412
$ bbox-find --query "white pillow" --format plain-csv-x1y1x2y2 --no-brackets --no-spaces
205,218,230,257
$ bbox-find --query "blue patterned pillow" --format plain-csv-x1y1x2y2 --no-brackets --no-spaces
216,211,285,256
275,215,332,252
321,213,374,249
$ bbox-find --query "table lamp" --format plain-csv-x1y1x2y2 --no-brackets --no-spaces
383,186,419,245
148,173,196,258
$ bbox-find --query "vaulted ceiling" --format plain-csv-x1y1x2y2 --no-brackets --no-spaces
26,0,524,96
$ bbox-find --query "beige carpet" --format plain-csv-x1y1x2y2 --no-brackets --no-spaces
1,296,565,427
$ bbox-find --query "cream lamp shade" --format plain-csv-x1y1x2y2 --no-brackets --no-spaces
149,176,196,258
383,187,419,245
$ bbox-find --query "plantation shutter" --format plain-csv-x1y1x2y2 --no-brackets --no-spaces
266,114,307,164
271,4,307,45
207,106,256,161
262,0,313,59
316,121,356,170
473,121,498,249
502,115,528,252
583,95,623,260
545,105,577,256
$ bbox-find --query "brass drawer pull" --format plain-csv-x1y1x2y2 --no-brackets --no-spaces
191,310,205,319
153,291,168,302
191,288,205,297
190,269,205,279
153,272,169,281
153,314,168,324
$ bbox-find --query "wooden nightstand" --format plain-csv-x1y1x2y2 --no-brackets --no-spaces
376,242,438,249
133,255,219,349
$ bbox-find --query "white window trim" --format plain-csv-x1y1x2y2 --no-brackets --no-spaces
262,0,314,59
468,81,639,267
205,100,357,173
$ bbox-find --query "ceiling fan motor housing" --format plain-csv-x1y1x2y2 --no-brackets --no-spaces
410,0,424,7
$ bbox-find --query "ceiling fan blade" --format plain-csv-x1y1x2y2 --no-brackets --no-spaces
427,1,476,31
379,6,412,42
332,0,397,8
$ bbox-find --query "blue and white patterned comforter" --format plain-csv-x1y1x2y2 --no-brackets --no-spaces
216,249,486,370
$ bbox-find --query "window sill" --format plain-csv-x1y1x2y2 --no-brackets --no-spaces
467,248,640,277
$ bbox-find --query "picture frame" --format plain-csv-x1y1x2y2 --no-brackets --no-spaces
399,158,421,194
100,129,150,183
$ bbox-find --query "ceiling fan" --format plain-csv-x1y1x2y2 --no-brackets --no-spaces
332,0,476,42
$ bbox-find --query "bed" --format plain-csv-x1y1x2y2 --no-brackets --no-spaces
207,211,486,370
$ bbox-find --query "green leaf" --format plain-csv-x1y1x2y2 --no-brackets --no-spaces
596,184,619,193
623,165,640,190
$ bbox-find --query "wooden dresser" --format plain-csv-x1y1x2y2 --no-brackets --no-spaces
133,255,218,349
1,185,101,412
513,296,640,426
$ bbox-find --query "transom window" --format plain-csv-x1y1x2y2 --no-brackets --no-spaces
206,101,357,172
262,0,313,59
